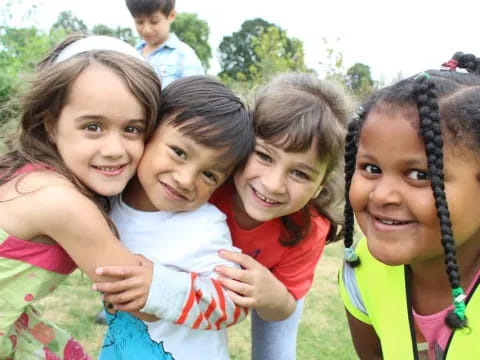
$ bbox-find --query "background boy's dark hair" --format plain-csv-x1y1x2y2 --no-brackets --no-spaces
343,51,480,330
158,75,255,168
125,0,175,17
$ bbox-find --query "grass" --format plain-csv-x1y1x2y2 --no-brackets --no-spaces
36,242,357,359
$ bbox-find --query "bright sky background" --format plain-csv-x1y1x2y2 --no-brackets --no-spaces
10,0,480,83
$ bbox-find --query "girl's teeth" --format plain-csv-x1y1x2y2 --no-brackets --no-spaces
379,219,406,225
254,189,278,204
97,166,120,171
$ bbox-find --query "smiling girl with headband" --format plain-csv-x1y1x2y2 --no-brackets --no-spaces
0,34,161,359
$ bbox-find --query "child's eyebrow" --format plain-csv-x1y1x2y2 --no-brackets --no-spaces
74,115,145,123
358,149,427,167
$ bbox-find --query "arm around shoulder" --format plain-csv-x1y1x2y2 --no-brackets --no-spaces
29,185,139,281
138,211,248,329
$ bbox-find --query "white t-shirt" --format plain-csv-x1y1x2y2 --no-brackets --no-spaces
105,195,241,360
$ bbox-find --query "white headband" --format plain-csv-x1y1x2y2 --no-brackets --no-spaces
55,35,144,63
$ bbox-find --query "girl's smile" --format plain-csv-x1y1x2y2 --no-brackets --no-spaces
250,184,284,207
52,63,146,197
350,105,480,267
233,138,326,228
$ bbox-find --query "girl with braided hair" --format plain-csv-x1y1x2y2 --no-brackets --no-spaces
339,52,480,359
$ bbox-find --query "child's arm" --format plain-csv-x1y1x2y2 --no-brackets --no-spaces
27,183,140,281
215,250,296,321
346,311,382,359
94,217,248,330
96,262,248,329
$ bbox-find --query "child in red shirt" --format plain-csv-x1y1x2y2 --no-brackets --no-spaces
211,73,352,359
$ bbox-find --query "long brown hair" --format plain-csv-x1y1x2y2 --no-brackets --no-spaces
0,34,161,222
252,73,353,245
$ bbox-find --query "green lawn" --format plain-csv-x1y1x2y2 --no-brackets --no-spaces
36,242,357,359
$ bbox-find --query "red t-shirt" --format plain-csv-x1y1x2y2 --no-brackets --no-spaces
209,182,330,299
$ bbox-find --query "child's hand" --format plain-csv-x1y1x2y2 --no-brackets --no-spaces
215,250,295,321
93,254,153,312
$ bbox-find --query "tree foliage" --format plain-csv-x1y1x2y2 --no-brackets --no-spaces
347,63,373,89
52,10,88,34
218,18,307,84
218,18,274,81
346,63,375,100
248,26,307,84
0,7,136,125
171,13,211,69
92,24,137,46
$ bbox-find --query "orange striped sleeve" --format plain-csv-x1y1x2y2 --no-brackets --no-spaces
175,272,198,325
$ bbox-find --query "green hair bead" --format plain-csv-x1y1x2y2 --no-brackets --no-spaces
452,287,467,321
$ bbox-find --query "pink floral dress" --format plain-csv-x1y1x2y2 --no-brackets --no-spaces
0,227,91,359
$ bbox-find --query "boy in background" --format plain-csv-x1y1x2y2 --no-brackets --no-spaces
126,0,204,87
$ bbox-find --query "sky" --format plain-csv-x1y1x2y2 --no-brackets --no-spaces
9,0,480,83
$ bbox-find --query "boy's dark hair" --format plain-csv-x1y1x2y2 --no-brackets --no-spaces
158,75,254,169
343,52,480,330
125,0,175,17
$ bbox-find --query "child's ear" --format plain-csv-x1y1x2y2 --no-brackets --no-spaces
167,10,176,22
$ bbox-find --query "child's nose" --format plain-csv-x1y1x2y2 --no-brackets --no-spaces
173,168,196,192
100,134,126,159
263,168,287,195
368,177,402,206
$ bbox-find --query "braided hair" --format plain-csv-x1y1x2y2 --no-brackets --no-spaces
343,52,480,329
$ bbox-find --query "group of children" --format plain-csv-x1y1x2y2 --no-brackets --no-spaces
0,1,479,360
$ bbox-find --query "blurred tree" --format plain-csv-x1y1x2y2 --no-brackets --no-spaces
171,13,211,69
346,63,373,90
92,24,137,46
346,62,375,100
0,26,64,126
218,18,274,81
249,26,307,84
52,10,88,34
319,37,347,85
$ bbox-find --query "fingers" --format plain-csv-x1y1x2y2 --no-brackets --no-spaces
106,297,146,312
95,265,144,278
93,278,134,293
215,264,248,281
216,275,251,296
102,289,146,310
225,290,255,308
